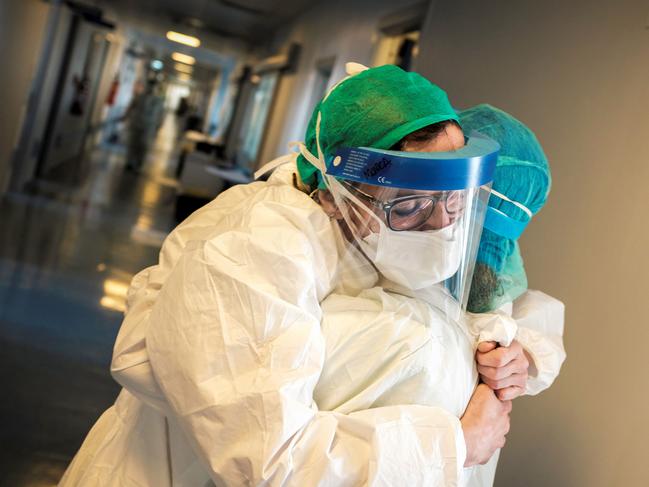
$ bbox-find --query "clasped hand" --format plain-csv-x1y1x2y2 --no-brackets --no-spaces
460,340,530,466
476,340,529,401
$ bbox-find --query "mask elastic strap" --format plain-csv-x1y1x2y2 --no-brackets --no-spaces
253,152,295,180
296,140,325,173
294,111,330,189
315,111,325,163
484,190,533,240
327,177,385,233
490,189,533,218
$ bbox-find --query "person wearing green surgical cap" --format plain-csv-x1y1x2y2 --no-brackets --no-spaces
61,64,554,487
297,63,461,190
311,98,567,486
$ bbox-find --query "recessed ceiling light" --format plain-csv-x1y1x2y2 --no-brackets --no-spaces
171,52,196,65
166,31,201,47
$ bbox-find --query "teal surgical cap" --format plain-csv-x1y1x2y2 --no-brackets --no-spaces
461,104,551,312
296,64,459,189
460,104,551,272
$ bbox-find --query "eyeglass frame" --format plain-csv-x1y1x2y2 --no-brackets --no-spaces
341,181,461,231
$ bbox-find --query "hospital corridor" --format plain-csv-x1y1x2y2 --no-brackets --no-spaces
0,0,647,486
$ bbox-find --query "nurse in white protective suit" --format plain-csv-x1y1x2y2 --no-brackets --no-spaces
314,103,566,487
59,64,563,487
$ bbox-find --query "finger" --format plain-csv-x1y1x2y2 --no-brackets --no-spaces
509,341,529,369
476,360,528,382
476,346,519,368
481,373,527,391
497,386,525,401
478,356,529,380
484,373,527,391
475,347,510,368
477,341,498,353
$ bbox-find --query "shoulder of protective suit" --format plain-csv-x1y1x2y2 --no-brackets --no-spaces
178,181,322,235
152,180,334,273
112,181,334,400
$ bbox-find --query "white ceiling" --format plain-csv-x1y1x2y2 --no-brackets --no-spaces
105,0,313,42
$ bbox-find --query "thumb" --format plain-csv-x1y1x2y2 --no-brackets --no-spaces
477,341,498,353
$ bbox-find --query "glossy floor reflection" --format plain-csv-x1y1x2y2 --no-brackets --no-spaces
0,117,181,486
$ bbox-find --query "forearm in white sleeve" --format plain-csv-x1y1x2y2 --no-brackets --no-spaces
146,230,467,486
110,264,171,413
512,289,567,395
113,184,314,415
111,223,207,413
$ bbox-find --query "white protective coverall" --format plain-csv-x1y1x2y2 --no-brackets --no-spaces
59,160,565,486
316,286,565,487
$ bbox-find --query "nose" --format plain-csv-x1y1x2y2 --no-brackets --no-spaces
423,203,452,230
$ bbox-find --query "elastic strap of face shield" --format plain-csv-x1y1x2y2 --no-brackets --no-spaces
296,62,370,190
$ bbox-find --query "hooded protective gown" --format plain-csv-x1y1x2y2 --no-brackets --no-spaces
59,160,565,487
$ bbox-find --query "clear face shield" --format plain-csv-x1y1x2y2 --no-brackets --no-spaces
303,129,499,314
468,189,534,313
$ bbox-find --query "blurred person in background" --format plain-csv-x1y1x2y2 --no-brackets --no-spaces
124,78,165,173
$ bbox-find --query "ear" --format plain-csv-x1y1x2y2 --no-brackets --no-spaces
317,190,343,220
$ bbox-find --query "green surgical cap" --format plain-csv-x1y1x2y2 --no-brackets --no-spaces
460,104,551,311
297,64,459,189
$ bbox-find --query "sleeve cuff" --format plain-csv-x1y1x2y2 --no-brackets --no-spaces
516,326,566,396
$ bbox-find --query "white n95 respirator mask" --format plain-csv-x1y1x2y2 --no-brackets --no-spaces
360,220,462,290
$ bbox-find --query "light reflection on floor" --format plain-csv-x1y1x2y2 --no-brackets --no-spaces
0,115,182,486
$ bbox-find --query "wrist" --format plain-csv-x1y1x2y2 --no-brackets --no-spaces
460,418,477,467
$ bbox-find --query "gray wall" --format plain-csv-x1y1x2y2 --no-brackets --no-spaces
260,0,430,167
0,0,50,193
418,1,649,485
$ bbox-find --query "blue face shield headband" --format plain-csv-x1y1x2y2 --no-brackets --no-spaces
324,132,500,191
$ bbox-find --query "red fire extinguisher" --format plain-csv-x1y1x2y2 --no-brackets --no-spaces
106,75,120,106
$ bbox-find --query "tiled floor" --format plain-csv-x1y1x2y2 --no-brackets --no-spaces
0,117,182,486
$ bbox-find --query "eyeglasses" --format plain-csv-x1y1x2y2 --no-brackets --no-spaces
343,182,466,231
